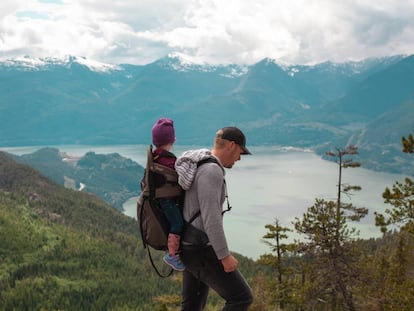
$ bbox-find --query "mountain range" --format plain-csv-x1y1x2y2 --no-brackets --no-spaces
0,54,413,175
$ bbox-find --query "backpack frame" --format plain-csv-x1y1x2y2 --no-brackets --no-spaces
137,145,182,277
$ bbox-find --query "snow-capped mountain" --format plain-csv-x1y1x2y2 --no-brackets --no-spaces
149,54,248,78
0,54,413,175
0,55,121,73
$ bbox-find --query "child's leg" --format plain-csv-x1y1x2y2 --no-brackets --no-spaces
158,198,184,233
167,233,181,256
158,198,184,255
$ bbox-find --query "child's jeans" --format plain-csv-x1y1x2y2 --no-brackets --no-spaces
158,198,183,234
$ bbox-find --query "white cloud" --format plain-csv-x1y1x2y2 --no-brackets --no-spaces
0,0,413,65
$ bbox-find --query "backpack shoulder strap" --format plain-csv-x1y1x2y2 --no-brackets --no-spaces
197,156,219,167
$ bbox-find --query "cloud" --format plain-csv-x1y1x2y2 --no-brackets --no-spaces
0,0,413,65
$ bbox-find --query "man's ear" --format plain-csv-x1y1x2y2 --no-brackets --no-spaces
227,141,236,151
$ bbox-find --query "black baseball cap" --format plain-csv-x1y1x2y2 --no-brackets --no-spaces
216,126,251,155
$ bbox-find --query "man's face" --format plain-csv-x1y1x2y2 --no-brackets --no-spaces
222,141,242,168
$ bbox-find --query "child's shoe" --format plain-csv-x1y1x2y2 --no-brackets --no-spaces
163,253,185,271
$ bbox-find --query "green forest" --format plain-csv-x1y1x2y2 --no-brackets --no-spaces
0,134,413,310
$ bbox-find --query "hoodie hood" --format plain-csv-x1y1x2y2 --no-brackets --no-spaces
175,149,223,190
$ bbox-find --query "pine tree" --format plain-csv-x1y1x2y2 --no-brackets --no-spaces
402,133,414,153
375,133,414,233
259,219,293,309
372,133,414,308
294,145,368,311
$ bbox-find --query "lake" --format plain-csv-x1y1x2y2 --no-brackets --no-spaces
2,144,409,259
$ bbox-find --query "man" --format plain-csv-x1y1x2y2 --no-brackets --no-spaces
175,126,253,311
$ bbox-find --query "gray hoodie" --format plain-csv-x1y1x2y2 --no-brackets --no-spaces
175,149,230,260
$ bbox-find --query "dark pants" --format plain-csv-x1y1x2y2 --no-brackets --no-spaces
158,198,183,234
180,246,253,311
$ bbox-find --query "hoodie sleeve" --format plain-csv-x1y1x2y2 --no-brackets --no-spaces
196,163,229,260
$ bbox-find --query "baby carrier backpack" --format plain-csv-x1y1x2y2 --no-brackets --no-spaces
137,145,183,276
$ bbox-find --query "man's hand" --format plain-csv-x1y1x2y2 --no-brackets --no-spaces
221,254,238,273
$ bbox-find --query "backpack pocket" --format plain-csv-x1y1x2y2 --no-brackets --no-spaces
182,222,209,246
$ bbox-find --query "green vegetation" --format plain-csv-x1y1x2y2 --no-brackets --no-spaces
257,135,414,310
9,147,144,210
375,133,414,234
0,151,260,310
0,151,178,310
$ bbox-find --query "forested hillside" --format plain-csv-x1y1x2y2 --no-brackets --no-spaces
7,147,144,211
0,151,174,310
0,152,261,310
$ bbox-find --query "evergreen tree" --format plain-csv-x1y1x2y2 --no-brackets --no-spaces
372,133,414,308
402,133,414,153
294,146,368,311
375,133,414,233
259,219,293,309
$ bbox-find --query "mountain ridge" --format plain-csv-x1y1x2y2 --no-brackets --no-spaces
0,54,412,175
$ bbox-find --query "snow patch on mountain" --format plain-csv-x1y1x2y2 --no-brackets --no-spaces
0,55,121,73
74,56,121,72
154,53,248,77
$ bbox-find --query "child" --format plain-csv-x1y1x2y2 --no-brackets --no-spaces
151,117,185,271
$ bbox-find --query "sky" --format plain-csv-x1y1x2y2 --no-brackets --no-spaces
1,0,414,66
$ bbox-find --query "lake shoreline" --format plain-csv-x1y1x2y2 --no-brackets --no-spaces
1,144,408,259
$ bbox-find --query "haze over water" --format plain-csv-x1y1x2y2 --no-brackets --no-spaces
2,145,408,259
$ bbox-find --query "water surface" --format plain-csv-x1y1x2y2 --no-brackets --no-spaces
2,145,407,259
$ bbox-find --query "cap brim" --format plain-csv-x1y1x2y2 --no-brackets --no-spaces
241,146,251,155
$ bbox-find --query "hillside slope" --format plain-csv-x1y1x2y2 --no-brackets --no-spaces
0,151,178,310
7,147,144,210
0,152,260,310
